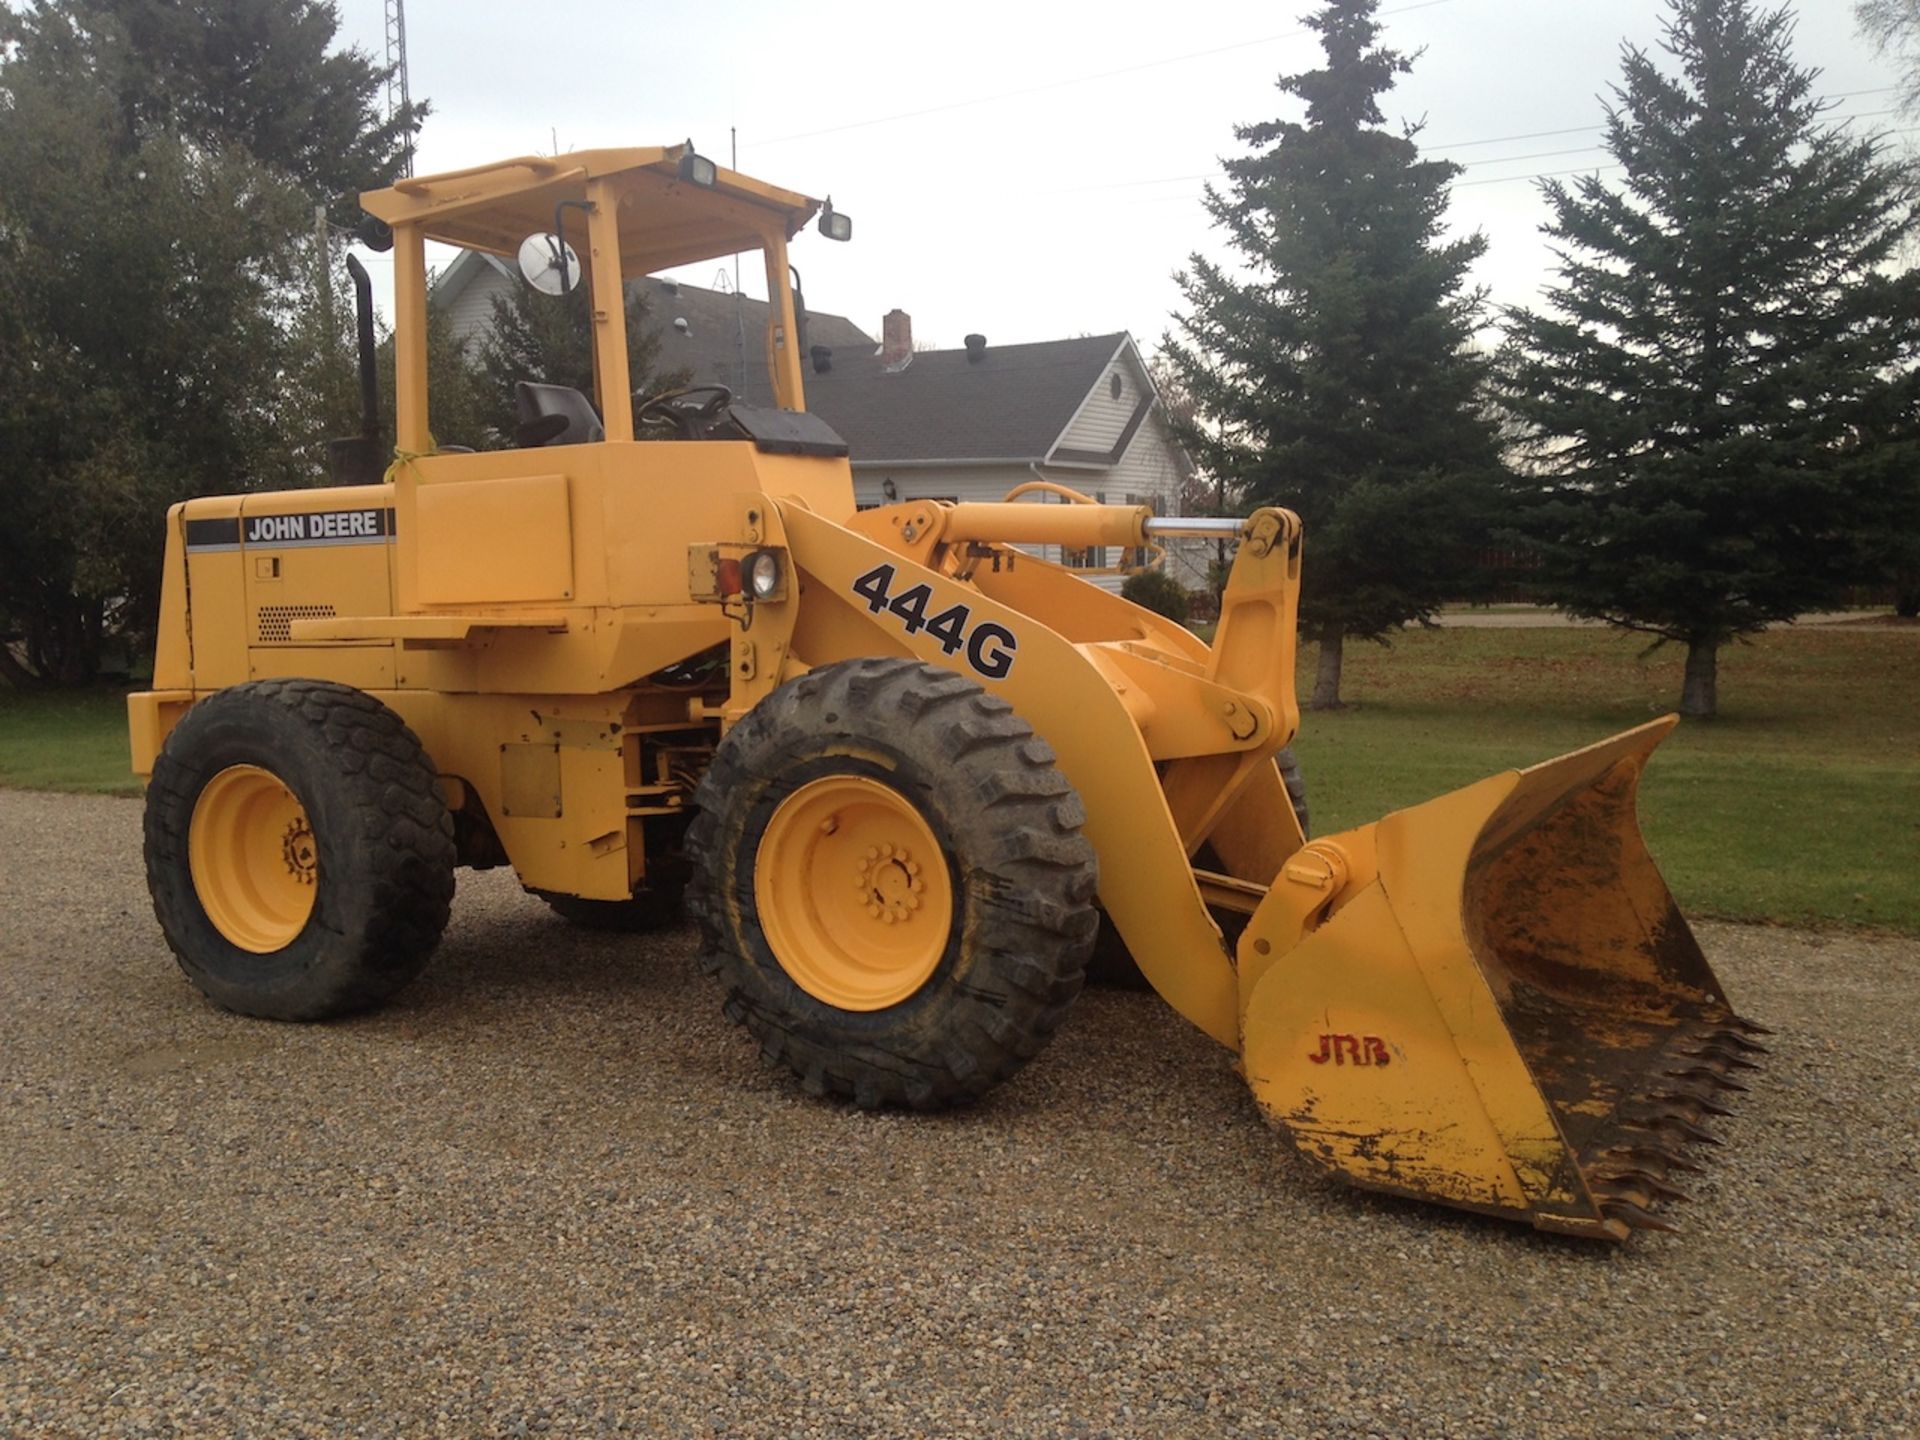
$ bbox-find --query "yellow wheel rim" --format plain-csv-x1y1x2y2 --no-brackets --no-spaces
188,764,318,953
754,774,954,1011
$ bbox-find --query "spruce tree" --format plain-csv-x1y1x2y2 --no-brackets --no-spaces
1162,0,1503,708
1502,0,1920,714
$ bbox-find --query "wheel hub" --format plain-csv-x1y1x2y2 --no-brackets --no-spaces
281,816,317,884
755,775,953,1010
188,764,318,953
854,843,927,924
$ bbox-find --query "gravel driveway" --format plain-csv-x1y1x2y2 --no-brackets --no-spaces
2,788,1915,1438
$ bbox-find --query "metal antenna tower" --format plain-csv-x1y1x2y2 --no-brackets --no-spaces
384,0,414,176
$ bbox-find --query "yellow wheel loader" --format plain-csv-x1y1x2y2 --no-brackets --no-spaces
128,144,1762,1241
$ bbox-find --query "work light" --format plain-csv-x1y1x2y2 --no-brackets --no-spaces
747,550,783,600
819,204,852,241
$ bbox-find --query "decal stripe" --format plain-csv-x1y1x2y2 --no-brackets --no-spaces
184,508,397,552
184,517,243,553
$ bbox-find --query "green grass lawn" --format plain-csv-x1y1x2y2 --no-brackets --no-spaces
0,688,144,796
3,622,1915,931
1291,623,1920,935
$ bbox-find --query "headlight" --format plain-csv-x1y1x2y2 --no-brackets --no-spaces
747,550,782,600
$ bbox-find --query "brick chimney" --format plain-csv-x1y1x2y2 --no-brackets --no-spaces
881,309,913,369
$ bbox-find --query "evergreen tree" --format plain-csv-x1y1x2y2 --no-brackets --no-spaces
475,281,691,433
1162,0,1504,708
10,0,421,206
1501,0,1920,715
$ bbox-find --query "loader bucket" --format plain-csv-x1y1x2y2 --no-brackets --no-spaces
1237,717,1763,1240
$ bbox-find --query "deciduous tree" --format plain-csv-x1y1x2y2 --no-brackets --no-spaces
0,0,422,684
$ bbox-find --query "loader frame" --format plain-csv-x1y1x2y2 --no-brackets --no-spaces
129,144,1760,1243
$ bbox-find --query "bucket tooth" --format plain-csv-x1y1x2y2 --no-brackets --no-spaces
1605,1143,1705,1174
1665,1065,1749,1093
1680,1042,1762,1071
1651,1087,1734,1118
1602,1198,1682,1234
1626,1110,1723,1146
1711,1029,1770,1055
1729,1015,1773,1037
1658,1116,1722,1146
1591,1166,1693,1203
1591,1178,1652,1206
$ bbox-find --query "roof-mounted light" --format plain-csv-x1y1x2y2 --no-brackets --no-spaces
818,199,852,242
677,146,718,187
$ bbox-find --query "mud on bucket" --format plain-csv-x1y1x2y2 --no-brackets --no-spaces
1237,717,1765,1241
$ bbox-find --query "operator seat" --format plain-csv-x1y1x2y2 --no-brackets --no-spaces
513,382,605,448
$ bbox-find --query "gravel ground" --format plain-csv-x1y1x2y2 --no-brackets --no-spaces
2,787,1915,1439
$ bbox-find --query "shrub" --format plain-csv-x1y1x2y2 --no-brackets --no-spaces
1121,568,1192,623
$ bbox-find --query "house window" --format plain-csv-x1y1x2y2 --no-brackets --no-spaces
1110,373,1123,401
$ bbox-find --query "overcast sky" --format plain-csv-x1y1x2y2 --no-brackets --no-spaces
335,0,1905,354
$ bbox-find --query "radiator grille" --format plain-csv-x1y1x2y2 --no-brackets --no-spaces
256,604,336,644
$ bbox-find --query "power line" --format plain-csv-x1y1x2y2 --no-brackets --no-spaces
1425,85,1897,151
1455,127,1920,189
1453,106,1902,175
751,0,1459,147
1079,101,1909,199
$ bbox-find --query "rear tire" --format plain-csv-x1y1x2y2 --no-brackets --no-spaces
687,658,1098,1109
143,679,455,1020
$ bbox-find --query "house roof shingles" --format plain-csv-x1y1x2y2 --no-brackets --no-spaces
796,334,1126,464
434,253,1134,466
643,277,874,405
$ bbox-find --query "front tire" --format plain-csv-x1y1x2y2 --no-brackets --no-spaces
686,658,1098,1109
143,679,456,1020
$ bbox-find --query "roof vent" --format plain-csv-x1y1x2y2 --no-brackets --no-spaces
673,317,690,334
661,279,679,295
964,333,987,363
810,345,833,374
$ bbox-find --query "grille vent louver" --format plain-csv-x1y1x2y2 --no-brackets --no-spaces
256,604,336,643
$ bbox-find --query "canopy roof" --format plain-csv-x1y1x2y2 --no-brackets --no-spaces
360,144,824,277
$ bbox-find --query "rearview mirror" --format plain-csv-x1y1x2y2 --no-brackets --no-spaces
516,232,581,295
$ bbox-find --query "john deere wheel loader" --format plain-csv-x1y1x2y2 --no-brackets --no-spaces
128,144,1763,1241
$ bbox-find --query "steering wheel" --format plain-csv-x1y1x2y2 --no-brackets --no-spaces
636,384,734,439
